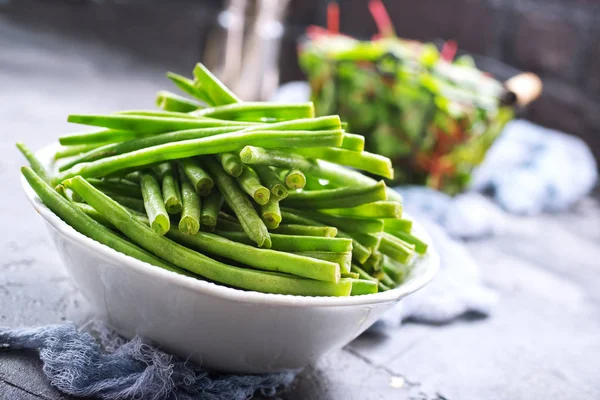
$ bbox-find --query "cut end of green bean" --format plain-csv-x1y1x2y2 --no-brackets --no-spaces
285,170,306,189
200,215,217,231
179,216,200,235
165,197,183,214
271,184,288,200
253,187,271,205
150,212,170,235
350,279,379,295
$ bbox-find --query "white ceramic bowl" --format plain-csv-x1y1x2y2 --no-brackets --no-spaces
21,143,439,373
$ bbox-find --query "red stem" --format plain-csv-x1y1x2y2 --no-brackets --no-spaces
441,40,458,62
327,2,340,34
368,0,396,38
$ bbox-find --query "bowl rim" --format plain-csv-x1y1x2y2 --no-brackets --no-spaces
21,142,439,308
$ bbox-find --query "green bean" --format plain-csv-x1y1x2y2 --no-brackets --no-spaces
341,272,359,279
204,157,271,248
378,282,392,292
87,178,142,199
340,133,365,151
140,171,170,235
338,232,371,264
253,165,288,200
67,114,253,134
260,198,282,229
350,265,377,282
236,166,270,205
218,211,238,223
110,195,146,213
215,218,244,231
293,147,393,179
217,152,244,177
382,255,410,284
178,170,201,235
54,144,101,160
279,210,323,226
349,232,381,252
65,176,351,296
156,163,182,214
380,232,416,264
362,251,383,273
192,102,315,122
53,129,343,184
216,231,353,253
281,209,384,234
240,149,401,203
156,90,202,113
59,129,138,146
180,157,214,196
55,184,82,203
375,270,396,288
391,231,428,254
283,181,386,209
22,166,185,275
283,169,306,190
167,71,213,104
16,142,50,182
201,190,223,231
292,251,351,273
58,126,245,172
274,224,337,237
122,171,140,184
350,279,378,295
383,218,413,234
193,63,241,106
235,115,341,132
117,110,200,119
320,201,402,219
169,230,339,282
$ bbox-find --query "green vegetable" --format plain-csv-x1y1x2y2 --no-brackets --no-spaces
110,195,145,213
319,201,402,219
167,71,212,104
178,169,201,235
283,169,306,190
58,126,245,172
274,224,337,237
140,171,170,235
253,165,288,200
217,152,244,177
156,90,202,113
392,231,428,254
180,157,214,196
340,133,365,151
236,166,270,205
192,102,315,122
67,114,252,134
22,166,185,275
53,129,343,184
201,190,223,231
293,147,394,179
193,63,241,106
54,144,101,160
59,129,137,146
65,176,351,296
383,218,413,234
350,279,378,295
260,198,282,229
203,157,271,248
283,181,387,209
169,230,340,282
379,232,416,264
216,230,352,253
156,162,182,214
16,142,50,182
87,178,142,199
282,209,384,234
292,251,351,273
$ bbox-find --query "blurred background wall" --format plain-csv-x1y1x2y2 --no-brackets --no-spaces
1,0,598,159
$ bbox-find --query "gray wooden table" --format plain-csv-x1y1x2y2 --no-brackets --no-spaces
1,18,599,400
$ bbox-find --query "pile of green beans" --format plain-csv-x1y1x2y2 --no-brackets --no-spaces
17,63,428,297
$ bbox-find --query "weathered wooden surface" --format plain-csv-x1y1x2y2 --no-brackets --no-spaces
1,16,599,400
